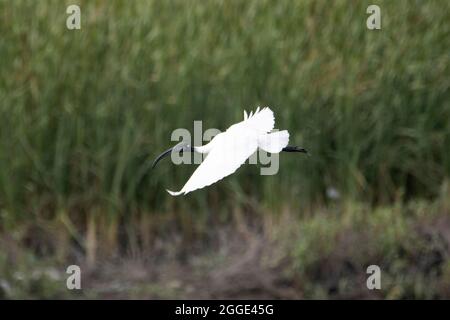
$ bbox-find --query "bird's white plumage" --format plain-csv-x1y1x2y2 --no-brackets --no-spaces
232,106,274,134
258,130,289,153
167,107,288,196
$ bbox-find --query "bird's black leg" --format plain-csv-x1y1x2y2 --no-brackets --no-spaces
282,146,308,153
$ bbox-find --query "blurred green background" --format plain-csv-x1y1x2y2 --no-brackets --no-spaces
0,0,449,298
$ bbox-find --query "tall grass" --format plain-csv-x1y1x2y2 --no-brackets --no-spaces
0,1,449,242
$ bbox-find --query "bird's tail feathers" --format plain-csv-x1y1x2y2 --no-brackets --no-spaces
258,130,289,153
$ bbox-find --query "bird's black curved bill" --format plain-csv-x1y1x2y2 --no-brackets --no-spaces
152,147,174,169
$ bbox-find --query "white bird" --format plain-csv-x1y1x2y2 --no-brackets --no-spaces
152,107,307,196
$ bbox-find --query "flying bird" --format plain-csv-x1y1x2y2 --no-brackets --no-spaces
153,107,307,196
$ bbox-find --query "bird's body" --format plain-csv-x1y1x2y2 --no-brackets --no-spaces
153,107,306,196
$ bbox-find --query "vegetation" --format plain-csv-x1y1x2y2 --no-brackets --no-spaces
0,0,449,298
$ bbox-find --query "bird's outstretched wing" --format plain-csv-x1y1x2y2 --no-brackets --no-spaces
167,131,257,196
240,106,275,134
